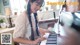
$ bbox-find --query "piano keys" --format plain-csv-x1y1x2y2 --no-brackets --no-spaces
40,31,57,45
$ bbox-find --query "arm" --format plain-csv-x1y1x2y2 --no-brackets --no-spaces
38,28,50,41
39,28,50,36
13,37,42,45
13,38,34,44
13,30,48,44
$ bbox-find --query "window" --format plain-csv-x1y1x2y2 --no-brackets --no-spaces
0,0,2,14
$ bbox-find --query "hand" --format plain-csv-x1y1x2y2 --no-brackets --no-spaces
32,38,41,45
32,37,46,45
40,37,46,41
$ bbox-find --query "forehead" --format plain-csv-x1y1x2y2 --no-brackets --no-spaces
32,1,42,6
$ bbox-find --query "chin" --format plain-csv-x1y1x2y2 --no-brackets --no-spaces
33,11,37,13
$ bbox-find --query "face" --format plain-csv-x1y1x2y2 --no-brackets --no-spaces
31,2,41,13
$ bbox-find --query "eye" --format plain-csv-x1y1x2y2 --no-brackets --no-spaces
37,4,41,7
36,3,39,6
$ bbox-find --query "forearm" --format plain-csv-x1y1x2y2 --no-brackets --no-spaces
39,28,50,36
39,28,50,40
13,38,33,44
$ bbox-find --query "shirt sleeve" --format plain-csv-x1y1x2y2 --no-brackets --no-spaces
13,14,27,38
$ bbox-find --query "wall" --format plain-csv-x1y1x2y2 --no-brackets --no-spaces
38,11,54,21
0,0,5,15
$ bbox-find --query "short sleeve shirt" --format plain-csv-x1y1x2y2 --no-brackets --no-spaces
13,11,38,45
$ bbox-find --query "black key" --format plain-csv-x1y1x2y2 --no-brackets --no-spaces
47,38,57,41
50,34,57,36
49,36,57,38
46,44,57,45
47,40,57,41
47,40,57,44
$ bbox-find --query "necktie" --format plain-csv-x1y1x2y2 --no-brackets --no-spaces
34,13,40,36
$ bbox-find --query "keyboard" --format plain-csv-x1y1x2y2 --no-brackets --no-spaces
40,32,57,45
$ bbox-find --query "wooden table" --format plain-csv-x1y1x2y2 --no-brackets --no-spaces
58,26,80,45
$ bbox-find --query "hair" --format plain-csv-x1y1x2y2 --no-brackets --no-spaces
60,0,67,13
27,0,44,40
30,0,44,7
62,0,67,9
